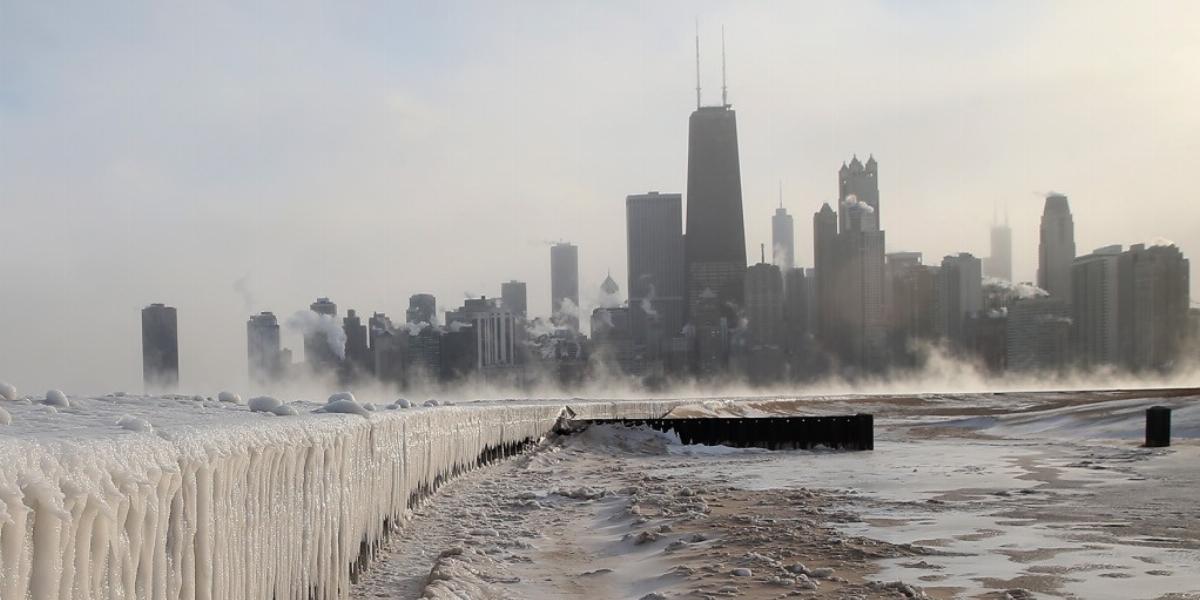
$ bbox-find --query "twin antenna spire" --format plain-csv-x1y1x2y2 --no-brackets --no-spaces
695,21,729,109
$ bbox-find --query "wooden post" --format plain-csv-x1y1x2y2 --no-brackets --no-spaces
1145,406,1171,448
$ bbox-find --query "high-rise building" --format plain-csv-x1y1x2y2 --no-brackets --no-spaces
783,268,811,351
744,260,784,349
406,294,436,325
985,218,1013,281
885,253,937,363
626,192,686,349
591,306,636,375
831,228,887,369
550,242,580,331
1071,245,1122,367
936,253,983,346
1118,243,1191,371
1038,193,1076,302
1007,297,1071,371
304,297,341,372
343,309,370,376
812,203,839,345
838,155,880,232
772,204,794,271
142,303,179,390
501,281,527,318
247,311,283,384
446,297,519,375
684,103,746,325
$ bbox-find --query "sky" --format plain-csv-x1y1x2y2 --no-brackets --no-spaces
2,1,1199,394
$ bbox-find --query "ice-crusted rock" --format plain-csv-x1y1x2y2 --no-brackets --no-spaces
248,396,282,413
0,406,11,425
44,389,70,408
554,486,606,500
271,404,298,417
218,391,242,404
327,391,356,404
316,399,370,417
424,398,440,407
731,567,752,577
363,402,377,412
638,594,666,600
391,398,412,409
116,414,152,432
0,381,16,401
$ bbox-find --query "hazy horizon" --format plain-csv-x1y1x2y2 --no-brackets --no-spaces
3,1,1199,394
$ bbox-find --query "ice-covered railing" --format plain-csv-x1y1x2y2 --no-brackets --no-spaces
0,390,708,600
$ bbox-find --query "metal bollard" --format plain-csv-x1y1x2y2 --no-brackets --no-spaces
1145,406,1172,448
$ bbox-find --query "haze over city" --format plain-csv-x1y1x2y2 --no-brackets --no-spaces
3,1,1199,394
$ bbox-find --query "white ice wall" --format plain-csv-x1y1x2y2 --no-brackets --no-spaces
0,397,695,600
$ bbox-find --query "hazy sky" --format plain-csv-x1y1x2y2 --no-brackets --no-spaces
2,1,1198,394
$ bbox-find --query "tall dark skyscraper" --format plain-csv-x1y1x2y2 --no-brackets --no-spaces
141,303,178,390
1038,193,1076,302
247,311,283,384
626,192,685,347
305,297,340,372
838,155,880,232
684,103,746,323
812,203,839,344
406,294,436,325
550,242,580,331
772,200,795,271
501,280,528,318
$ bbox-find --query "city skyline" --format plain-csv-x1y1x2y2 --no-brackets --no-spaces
3,2,1200,392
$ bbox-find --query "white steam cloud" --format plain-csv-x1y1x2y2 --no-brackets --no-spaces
983,277,1048,301
285,311,347,359
841,193,874,214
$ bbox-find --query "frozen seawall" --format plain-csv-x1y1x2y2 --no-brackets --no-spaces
0,393,712,600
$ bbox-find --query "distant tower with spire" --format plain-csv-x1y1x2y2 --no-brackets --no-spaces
984,202,1013,281
772,182,795,271
838,154,880,233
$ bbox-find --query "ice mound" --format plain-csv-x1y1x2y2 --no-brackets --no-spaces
271,404,298,417
248,396,282,413
0,406,11,425
116,414,152,432
424,398,440,407
328,391,356,404
0,381,16,401
363,402,377,412
218,391,242,404
390,398,412,409
316,398,370,417
43,389,70,408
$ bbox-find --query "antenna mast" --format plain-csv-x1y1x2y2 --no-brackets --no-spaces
779,180,783,209
721,25,728,106
761,243,766,264
695,20,701,109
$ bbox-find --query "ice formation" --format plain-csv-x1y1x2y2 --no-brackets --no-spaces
218,391,242,404
247,395,282,413
0,406,11,425
0,391,701,599
43,389,70,408
0,381,17,401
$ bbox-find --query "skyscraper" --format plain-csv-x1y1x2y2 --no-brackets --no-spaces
1071,245,1122,367
744,260,784,348
141,303,178,390
812,203,839,345
626,192,685,348
1118,243,1191,371
304,297,341,372
247,311,283,384
684,104,746,324
1007,297,1071,371
501,280,528,318
550,242,580,331
985,218,1013,281
343,309,370,376
838,155,880,232
406,294,436,325
772,203,794,271
1038,193,1076,302
936,253,983,346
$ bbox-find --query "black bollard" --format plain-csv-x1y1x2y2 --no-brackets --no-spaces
1145,406,1172,448
855,413,875,451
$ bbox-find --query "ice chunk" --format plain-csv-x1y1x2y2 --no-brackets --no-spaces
363,402,377,412
327,391,356,404
116,414,153,432
218,391,242,404
0,406,10,425
424,398,440,407
316,399,370,417
44,389,70,408
270,404,298,417
248,396,282,413
0,381,16,401
392,398,412,409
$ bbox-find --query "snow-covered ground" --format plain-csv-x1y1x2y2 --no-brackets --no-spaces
3,385,1198,599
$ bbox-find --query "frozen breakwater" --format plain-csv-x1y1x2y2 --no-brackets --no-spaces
0,391,708,600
